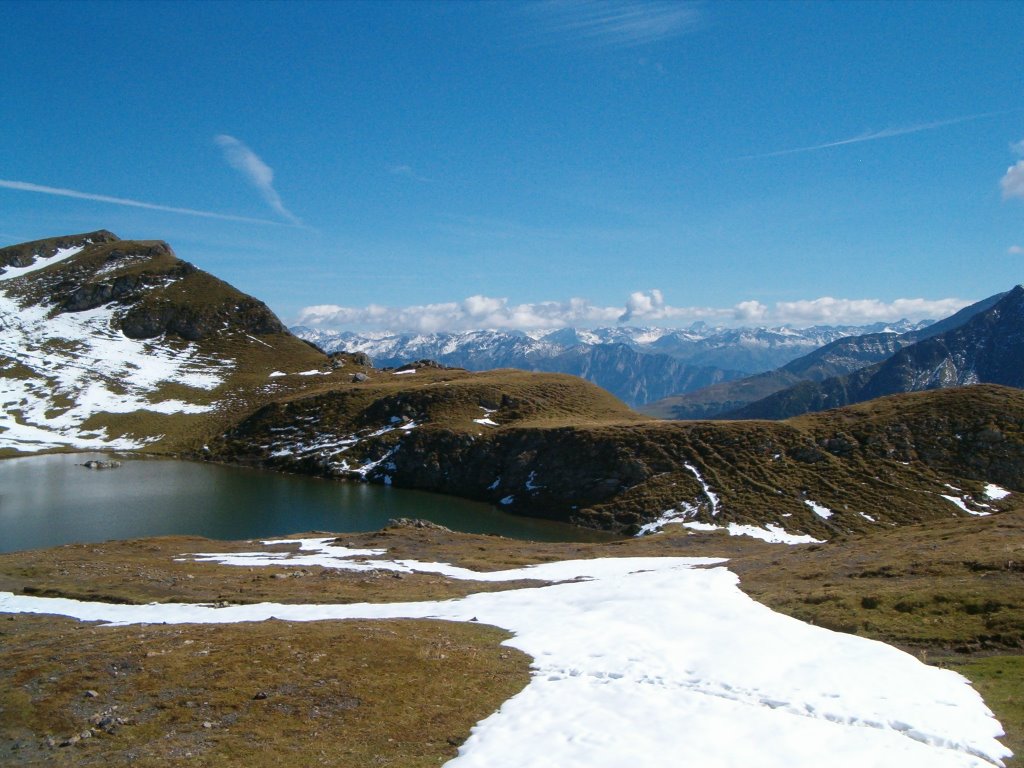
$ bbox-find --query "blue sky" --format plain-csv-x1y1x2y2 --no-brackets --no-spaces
2,0,1022,332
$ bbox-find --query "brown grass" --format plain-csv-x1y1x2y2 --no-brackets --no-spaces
0,615,529,767
0,535,543,606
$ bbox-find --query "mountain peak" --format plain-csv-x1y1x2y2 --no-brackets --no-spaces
0,230,120,272
0,231,333,454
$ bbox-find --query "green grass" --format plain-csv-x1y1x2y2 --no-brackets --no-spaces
941,655,1024,766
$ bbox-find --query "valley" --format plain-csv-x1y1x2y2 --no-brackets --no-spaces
1,231,1022,766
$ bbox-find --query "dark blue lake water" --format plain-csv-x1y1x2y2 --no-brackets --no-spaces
0,453,612,553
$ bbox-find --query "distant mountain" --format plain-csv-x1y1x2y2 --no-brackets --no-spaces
293,321,926,407
0,231,341,454
644,293,1005,420
531,343,741,406
643,323,920,372
726,286,1024,420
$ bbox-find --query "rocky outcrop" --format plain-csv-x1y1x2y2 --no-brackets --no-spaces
0,230,119,270
61,260,195,313
120,294,286,341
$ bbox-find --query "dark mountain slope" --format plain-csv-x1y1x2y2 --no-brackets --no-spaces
645,292,1007,420
729,286,1024,420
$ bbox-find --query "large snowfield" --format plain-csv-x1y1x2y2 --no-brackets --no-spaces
0,538,1011,768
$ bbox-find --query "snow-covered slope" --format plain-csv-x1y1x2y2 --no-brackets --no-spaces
0,231,330,454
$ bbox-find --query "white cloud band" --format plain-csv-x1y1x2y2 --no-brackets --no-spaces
297,290,969,333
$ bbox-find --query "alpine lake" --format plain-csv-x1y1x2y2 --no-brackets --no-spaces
0,453,614,553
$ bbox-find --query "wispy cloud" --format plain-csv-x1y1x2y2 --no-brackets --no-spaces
0,178,287,226
214,134,302,225
738,111,1010,161
388,164,434,183
1009,245,1024,255
297,289,968,333
525,0,700,49
1001,137,1024,200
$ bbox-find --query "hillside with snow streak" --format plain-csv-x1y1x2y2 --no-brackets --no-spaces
0,237,226,450
0,231,334,454
1,539,1011,768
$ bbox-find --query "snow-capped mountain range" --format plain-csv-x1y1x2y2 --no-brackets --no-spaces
292,321,929,407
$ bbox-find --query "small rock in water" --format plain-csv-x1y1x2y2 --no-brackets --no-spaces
81,460,122,470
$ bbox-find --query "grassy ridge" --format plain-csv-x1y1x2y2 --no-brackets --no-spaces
209,381,1024,534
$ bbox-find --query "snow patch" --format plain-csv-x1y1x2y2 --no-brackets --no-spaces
260,419,419,476
245,334,272,348
804,500,833,519
525,470,543,492
0,277,232,451
684,463,720,516
635,502,699,536
681,521,825,546
941,495,990,517
984,484,1010,501
0,245,84,281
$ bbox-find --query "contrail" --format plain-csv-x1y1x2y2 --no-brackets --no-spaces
736,110,1012,160
0,178,291,226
